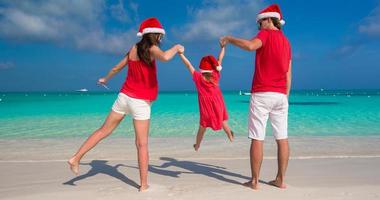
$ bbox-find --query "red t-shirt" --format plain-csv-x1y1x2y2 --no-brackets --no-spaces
120,59,158,101
252,29,291,94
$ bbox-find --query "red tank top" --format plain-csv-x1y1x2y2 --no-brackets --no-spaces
120,56,158,101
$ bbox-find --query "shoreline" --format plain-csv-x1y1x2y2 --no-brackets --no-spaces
1,136,380,199
1,135,379,161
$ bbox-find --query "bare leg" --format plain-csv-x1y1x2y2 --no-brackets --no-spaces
222,120,234,142
68,111,124,175
133,119,150,192
193,126,206,151
269,139,289,189
243,139,263,190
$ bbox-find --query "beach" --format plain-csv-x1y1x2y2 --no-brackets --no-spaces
1,91,380,199
1,136,380,200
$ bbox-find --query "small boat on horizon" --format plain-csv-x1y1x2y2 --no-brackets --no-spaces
76,88,88,92
239,90,251,96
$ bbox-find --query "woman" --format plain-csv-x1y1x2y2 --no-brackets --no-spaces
68,17,184,192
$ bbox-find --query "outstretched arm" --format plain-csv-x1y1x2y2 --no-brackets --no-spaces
178,53,195,75
217,46,225,65
220,36,262,51
150,44,183,62
286,60,292,98
98,55,128,84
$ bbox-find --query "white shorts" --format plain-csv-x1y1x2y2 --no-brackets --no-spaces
112,93,151,120
248,92,288,141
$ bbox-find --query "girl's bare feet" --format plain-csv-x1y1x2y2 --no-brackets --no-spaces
229,131,235,142
139,185,149,192
269,178,287,189
243,180,259,190
68,157,79,176
193,144,200,151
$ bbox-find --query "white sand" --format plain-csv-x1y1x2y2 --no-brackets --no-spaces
0,136,380,200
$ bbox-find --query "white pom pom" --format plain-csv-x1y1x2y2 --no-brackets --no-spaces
280,20,285,25
216,66,222,71
137,32,142,37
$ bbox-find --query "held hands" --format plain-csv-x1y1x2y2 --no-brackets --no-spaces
219,36,229,48
176,44,185,54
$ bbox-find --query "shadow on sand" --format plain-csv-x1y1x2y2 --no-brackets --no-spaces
63,160,139,189
63,158,270,188
147,157,269,186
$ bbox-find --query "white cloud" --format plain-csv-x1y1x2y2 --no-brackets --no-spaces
359,6,380,37
0,0,139,55
173,0,264,42
109,0,130,23
0,62,14,70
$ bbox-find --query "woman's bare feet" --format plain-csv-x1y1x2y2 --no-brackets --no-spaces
68,157,80,176
139,185,149,192
269,179,287,189
193,144,200,151
243,181,259,190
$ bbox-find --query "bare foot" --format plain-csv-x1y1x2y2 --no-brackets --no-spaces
243,181,259,190
68,157,79,176
269,179,287,189
193,144,200,151
139,185,149,192
229,131,235,142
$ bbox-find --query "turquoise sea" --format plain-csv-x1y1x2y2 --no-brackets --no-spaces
0,90,379,139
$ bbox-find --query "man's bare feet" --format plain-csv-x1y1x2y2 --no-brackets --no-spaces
269,179,287,189
139,185,149,192
193,144,200,151
68,157,79,176
243,181,259,190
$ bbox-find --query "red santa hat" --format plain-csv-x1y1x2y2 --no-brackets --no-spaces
199,55,222,73
137,17,165,37
256,4,285,25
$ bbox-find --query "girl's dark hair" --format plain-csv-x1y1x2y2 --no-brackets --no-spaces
202,72,217,85
270,17,282,30
136,33,162,66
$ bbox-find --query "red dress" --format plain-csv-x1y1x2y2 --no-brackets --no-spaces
193,71,228,131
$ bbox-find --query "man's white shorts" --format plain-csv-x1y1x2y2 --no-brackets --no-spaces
248,92,288,141
112,93,151,120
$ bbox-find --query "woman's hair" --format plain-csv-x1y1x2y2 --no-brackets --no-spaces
136,33,162,66
202,72,217,85
258,17,282,30
270,17,282,30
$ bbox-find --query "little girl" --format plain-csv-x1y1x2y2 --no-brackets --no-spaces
178,47,234,151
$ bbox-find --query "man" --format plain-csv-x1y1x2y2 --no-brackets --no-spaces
220,4,292,190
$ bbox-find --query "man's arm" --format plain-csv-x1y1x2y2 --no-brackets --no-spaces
220,36,262,51
286,60,292,98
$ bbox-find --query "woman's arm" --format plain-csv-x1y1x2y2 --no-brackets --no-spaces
150,44,183,62
286,60,292,98
178,53,195,75
220,36,262,51
98,55,128,84
217,46,225,65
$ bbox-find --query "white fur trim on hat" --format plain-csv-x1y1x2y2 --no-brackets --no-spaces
256,12,281,22
216,65,222,71
200,70,213,73
137,27,166,37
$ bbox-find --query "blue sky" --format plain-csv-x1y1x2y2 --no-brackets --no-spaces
0,0,380,92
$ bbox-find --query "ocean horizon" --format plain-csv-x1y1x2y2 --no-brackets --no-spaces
1,89,380,139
